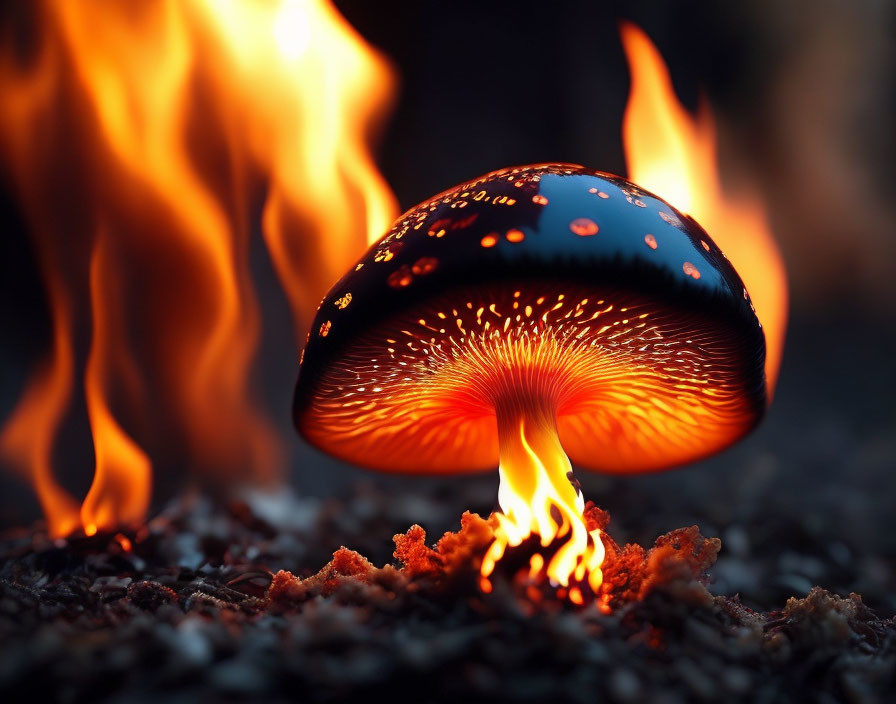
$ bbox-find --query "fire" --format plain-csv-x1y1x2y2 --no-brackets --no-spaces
81,233,152,536
0,279,81,537
480,399,605,595
0,0,396,536
620,21,788,391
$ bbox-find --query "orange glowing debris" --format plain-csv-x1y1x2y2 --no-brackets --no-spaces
620,21,787,393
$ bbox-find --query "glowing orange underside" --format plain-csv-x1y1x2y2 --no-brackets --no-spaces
302,283,760,474
301,282,761,592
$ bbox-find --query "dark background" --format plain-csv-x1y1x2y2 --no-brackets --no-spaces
1,1,894,612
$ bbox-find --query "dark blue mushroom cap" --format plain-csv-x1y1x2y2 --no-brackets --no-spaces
294,164,767,474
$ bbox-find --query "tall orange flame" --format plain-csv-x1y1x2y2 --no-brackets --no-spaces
81,232,152,536
620,22,787,391
0,0,396,536
0,278,80,537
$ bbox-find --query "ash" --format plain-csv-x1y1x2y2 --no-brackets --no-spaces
1,484,894,704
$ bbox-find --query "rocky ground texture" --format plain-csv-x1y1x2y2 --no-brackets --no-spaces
1,483,894,704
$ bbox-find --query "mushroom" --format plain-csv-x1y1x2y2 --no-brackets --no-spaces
294,164,767,594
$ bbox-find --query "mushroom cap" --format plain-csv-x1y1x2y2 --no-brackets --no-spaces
294,164,767,474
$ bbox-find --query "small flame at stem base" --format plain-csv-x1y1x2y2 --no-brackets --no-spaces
479,397,605,601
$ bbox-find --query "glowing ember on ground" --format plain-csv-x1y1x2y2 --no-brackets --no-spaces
267,507,721,613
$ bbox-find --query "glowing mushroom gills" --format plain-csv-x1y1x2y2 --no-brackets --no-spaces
295,164,767,603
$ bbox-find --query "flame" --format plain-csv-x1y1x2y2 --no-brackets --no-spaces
0,277,80,537
0,0,396,536
197,0,398,318
620,21,787,392
480,400,605,595
81,233,152,536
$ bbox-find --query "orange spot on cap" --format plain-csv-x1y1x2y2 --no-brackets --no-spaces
644,234,657,249
387,266,414,288
570,218,599,236
480,234,498,248
411,257,438,275
505,229,525,243
683,262,701,279
659,211,677,225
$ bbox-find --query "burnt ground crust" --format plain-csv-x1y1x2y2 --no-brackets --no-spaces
1,488,893,704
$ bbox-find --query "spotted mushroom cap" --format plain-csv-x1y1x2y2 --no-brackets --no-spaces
294,164,767,474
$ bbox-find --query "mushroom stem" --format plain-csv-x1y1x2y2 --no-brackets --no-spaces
481,396,605,591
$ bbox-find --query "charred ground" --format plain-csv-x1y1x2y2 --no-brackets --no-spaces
1,480,893,704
